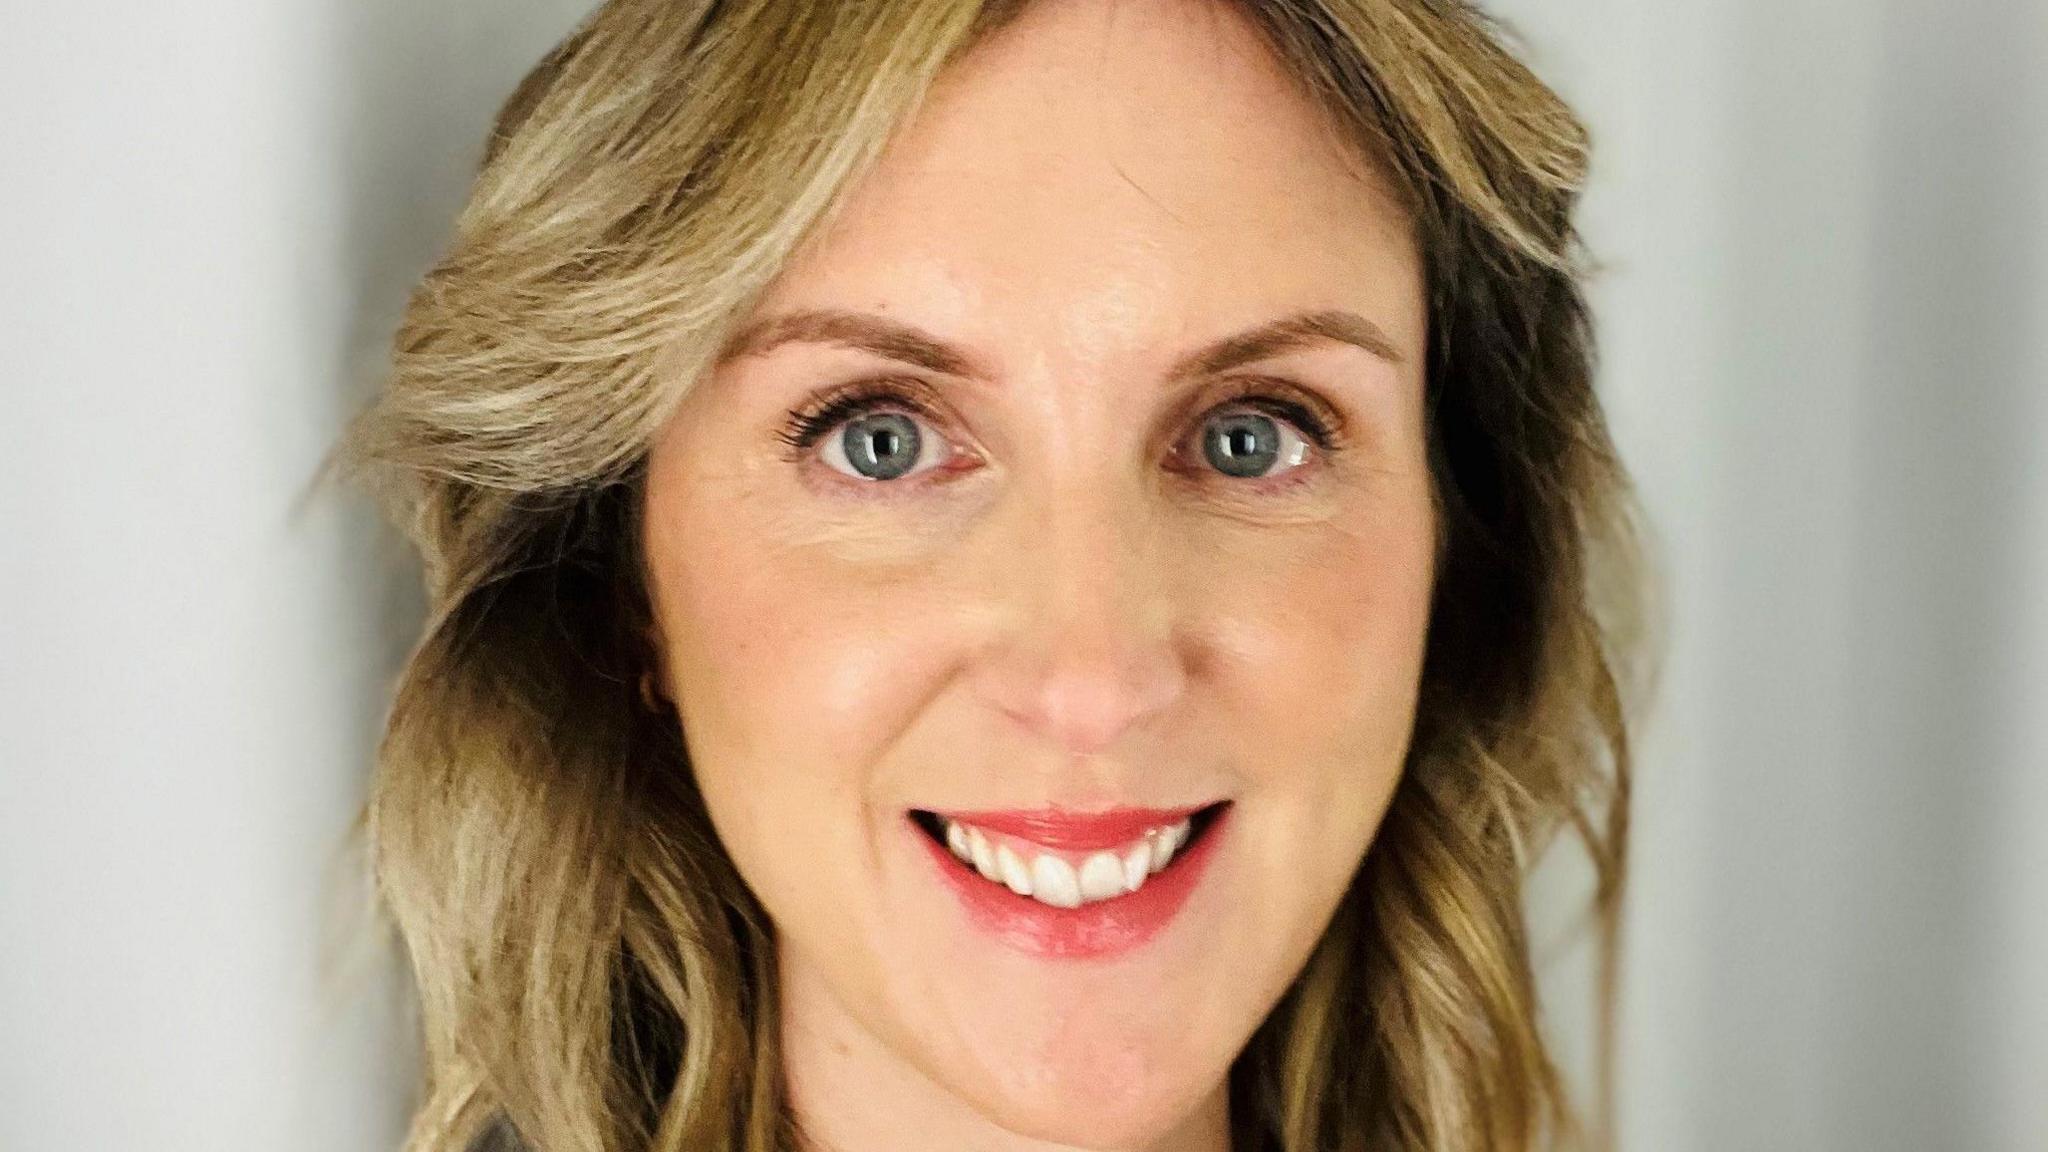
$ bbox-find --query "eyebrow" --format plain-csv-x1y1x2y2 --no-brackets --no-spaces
715,305,1403,383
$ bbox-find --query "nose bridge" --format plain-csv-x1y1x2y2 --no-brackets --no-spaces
974,461,1189,759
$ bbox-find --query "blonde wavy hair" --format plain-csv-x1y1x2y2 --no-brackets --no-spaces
335,1,1648,1150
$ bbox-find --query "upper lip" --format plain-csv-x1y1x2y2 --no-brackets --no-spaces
919,802,1221,852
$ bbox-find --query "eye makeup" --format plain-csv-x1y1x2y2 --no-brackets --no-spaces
774,375,953,459
771,372,1352,491
770,366,1359,506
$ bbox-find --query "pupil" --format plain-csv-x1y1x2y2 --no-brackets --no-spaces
843,412,921,480
1203,412,1279,478
840,411,1287,482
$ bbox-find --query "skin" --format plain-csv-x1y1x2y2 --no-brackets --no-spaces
641,1,1436,1149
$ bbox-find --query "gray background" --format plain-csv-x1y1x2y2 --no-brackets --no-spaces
4,0,2043,1148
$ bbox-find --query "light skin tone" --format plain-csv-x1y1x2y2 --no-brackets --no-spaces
641,1,1436,1149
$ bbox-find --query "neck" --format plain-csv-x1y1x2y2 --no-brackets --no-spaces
776,943,1232,1152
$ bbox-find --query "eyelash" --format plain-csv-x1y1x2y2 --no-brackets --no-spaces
773,376,1346,489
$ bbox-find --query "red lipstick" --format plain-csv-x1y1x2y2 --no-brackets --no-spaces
912,802,1231,960
922,804,1210,852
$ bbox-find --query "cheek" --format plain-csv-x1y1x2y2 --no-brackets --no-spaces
1197,492,1437,882
654,534,950,778
1211,499,1436,758
642,460,1439,1148
641,482,957,917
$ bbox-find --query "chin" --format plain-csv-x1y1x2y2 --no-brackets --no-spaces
981,1092,1190,1152
950,1034,1220,1151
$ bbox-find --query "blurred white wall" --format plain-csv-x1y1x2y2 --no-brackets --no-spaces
1488,0,2048,1148
1,2,594,1149
2,1,2042,1150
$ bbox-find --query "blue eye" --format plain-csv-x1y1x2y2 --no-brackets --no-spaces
777,379,1337,489
1198,407,1315,479
822,410,941,481
776,379,956,483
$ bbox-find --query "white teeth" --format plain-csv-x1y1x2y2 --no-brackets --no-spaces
938,813,1208,905
1031,855,1082,908
1121,841,1152,891
1078,852,1125,901
967,826,1000,882
1149,819,1191,873
996,843,1034,896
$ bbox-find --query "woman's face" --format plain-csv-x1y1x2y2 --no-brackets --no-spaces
642,0,1434,1146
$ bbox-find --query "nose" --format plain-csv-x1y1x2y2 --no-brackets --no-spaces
970,473,1190,759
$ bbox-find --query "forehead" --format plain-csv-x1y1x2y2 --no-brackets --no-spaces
750,0,1423,368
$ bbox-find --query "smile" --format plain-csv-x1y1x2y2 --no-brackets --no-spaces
906,801,1232,959
920,810,1199,907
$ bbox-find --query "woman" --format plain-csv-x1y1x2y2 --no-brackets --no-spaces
339,1,1645,1149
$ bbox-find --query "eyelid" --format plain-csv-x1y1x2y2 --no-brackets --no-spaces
774,375,955,456
776,372,1347,491
1199,374,1348,449
775,375,980,495
780,372,1341,441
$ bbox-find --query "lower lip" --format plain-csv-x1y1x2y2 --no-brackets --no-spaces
912,805,1231,960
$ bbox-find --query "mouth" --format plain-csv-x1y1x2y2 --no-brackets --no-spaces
906,801,1232,959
